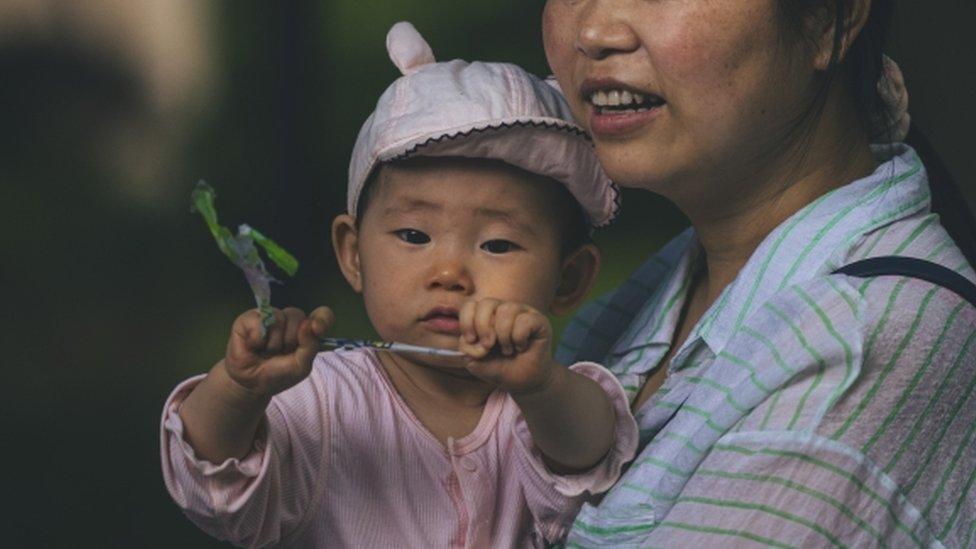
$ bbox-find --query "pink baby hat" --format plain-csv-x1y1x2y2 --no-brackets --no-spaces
347,22,618,227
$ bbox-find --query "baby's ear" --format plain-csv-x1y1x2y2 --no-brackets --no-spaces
550,243,601,316
332,214,363,293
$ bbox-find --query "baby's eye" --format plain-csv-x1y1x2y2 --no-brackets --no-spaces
393,229,431,245
481,239,520,254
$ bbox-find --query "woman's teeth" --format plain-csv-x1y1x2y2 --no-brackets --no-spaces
589,89,662,113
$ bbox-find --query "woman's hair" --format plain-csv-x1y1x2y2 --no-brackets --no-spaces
780,0,976,267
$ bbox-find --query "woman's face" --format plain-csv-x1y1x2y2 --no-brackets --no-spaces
543,0,815,204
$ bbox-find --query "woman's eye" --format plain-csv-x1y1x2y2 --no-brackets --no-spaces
481,240,519,254
393,229,430,245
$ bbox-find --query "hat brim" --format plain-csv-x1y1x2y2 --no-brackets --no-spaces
348,118,620,228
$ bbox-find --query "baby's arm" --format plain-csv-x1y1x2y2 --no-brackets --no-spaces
458,299,619,473
179,306,333,463
162,306,333,546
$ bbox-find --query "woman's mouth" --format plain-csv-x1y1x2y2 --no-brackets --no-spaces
584,85,666,138
421,307,461,335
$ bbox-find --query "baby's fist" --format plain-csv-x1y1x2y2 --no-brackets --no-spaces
458,299,555,393
223,306,333,399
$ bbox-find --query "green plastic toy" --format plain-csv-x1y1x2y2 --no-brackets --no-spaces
191,181,299,334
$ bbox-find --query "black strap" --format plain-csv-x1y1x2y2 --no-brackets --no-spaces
833,256,976,308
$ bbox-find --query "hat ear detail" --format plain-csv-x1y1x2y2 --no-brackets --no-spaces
386,22,436,75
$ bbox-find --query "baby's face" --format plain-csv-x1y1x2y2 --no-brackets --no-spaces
349,159,569,356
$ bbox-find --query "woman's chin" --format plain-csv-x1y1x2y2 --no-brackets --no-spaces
594,143,679,193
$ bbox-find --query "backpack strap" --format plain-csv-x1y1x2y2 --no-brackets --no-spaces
833,256,976,308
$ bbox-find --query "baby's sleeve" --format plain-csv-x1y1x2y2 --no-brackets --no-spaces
159,365,330,548
512,361,639,543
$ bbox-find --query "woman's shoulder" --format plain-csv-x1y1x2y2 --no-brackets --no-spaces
720,264,975,541
728,256,975,434
816,210,976,446
728,245,975,490
740,209,975,395
812,264,976,446
801,271,975,544
829,209,974,355
847,210,975,283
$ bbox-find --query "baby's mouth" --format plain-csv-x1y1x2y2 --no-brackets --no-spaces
420,307,461,335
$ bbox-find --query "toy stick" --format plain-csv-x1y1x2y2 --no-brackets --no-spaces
320,338,465,358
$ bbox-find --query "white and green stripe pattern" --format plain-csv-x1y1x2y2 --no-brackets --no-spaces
558,144,976,547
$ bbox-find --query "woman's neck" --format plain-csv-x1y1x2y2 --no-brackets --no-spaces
683,95,878,305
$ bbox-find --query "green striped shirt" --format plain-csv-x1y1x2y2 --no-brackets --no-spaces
558,144,976,547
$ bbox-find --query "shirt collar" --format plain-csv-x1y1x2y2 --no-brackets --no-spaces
696,143,928,354
609,231,701,357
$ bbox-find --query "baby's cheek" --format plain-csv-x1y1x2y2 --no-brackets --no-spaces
360,281,400,338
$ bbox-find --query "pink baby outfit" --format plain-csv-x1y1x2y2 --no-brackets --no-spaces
161,348,638,548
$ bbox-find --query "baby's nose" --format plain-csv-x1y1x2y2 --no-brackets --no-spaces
427,260,473,293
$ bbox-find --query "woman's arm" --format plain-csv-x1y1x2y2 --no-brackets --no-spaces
641,430,938,547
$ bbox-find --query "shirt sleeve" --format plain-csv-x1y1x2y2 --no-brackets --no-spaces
159,367,330,548
640,430,939,547
512,361,639,542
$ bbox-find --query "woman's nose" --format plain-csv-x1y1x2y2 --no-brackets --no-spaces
426,261,473,294
576,3,640,60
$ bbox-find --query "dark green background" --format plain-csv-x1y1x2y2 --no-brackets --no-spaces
2,2,972,546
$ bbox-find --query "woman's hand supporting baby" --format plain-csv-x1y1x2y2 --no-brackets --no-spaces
459,298,616,474
178,306,334,463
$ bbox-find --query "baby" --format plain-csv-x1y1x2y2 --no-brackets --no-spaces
161,22,636,548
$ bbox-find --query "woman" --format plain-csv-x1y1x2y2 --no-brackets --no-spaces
545,0,976,546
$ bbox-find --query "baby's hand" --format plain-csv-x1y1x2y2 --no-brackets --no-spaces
223,306,334,399
458,299,556,394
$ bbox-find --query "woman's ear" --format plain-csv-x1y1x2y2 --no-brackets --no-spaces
332,214,363,293
550,243,601,316
812,0,872,70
